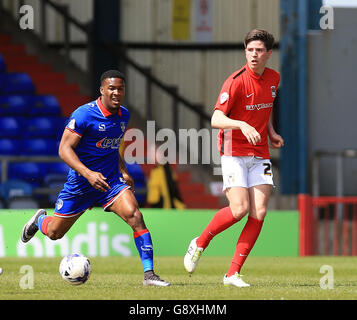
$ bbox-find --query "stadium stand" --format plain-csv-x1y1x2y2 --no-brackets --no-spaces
21,138,59,156
0,32,74,208
0,117,23,138
27,95,62,117
0,30,220,210
24,117,59,138
8,162,44,187
0,53,6,73
0,138,21,156
0,72,35,94
0,94,29,116
8,197,39,209
125,162,147,207
0,179,38,208
46,162,70,176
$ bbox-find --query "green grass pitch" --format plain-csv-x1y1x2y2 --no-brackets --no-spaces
0,256,356,300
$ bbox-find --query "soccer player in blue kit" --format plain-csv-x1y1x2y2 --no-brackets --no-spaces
21,70,170,287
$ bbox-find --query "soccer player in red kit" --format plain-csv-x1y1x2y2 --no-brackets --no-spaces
184,29,284,287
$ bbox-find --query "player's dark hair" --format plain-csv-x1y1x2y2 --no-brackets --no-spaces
244,29,275,51
100,70,125,84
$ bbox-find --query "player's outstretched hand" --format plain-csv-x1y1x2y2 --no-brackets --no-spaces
87,171,111,192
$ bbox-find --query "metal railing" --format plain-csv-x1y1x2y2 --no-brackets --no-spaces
8,0,212,130
0,156,64,200
0,156,62,183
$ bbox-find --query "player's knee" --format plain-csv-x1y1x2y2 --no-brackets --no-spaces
125,207,144,227
230,203,249,220
250,207,267,220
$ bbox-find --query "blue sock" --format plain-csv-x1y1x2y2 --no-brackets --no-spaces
36,214,48,234
134,229,154,272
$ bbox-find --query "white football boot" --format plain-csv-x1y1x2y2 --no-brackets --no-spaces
184,237,204,274
223,272,250,287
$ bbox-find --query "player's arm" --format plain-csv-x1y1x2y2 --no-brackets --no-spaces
58,129,110,192
267,113,284,149
118,152,135,190
211,109,261,146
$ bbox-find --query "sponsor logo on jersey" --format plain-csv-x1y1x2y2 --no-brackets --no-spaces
96,137,121,149
98,124,106,132
245,102,273,111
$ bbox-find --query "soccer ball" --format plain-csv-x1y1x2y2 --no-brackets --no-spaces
59,253,91,285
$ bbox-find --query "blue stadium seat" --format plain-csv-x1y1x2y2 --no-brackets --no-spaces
56,117,69,138
0,73,35,94
0,138,21,155
42,164,67,204
28,95,62,117
125,162,147,206
0,95,28,116
0,54,6,73
24,117,59,138
0,117,24,138
8,162,45,186
0,179,34,204
46,179,64,205
46,162,69,176
21,138,58,156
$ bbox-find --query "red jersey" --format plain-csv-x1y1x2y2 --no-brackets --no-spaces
214,64,280,159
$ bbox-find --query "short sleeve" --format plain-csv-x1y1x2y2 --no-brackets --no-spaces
214,76,235,115
66,106,87,137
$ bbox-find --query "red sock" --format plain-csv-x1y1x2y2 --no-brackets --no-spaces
196,207,239,249
226,216,264,276
40,216,53,236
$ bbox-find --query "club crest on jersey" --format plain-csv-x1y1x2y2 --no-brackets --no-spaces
56,199,63,210
68,119,75,130
120,122,126,132
96,137,121,149
271,86,276,98
220,92,229,104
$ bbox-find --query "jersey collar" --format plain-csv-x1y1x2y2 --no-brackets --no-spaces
96,97,122,117
246,63,265,80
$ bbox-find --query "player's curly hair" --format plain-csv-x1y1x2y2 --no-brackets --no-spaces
244,29,275,51
100,70,125,84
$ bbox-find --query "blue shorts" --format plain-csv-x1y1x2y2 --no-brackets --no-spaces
54,178,130,218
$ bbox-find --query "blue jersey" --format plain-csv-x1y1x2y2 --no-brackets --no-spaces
63,97,130,194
